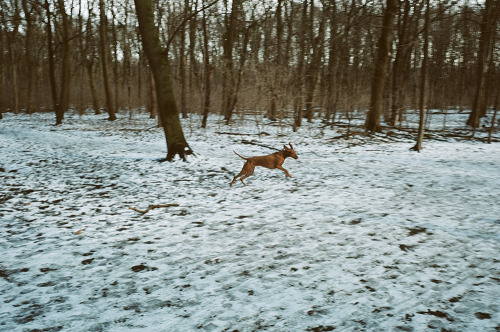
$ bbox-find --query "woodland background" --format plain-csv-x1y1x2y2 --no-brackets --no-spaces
1,2,500,329
0,0,499,135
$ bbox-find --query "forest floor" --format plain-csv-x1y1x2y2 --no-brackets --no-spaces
0,110,499,332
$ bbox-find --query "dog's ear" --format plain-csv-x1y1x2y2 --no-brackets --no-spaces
283,144,289,150
289,143,294,150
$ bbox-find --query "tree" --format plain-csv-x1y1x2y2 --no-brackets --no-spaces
55,0,72,124
134,0,193,161
303,0,326,123
221,0,240,124
42,0,72,125
467,0,499,133
224,14,258,125
293,1,308,130
365,0,398,133
99,0,117,121
488,71,499,144
389,0,422,127
265,0,284,122
178,0,189,119
43,0,57,116
0,0,496,140
0,29,3,119
84,2,101,115
1,0,21,114
201,0,212,128
411,0,430,152
323,0,339,125
21,0,35,114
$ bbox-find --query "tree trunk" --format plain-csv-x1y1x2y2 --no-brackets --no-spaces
122,3,132,116
201,1,211,129
0,28,4,119
110,0,120,113
149,71,158,121
365,0,398,133
134,0,193,161
54,0,72,125
225,20,255,125
411,0,430,152
305,0,326,123
99,0,117,121
88,63,101,115
488,76,499,144
44,0,58,118
294,1,308,130
1,0,20,114
84,3,100,114
390,0,415,127
325,0,338,124
266,0,284,122
178,0,189,119
188,0,198,117
21,0,34,114
467,0,499,132
222,0,239,124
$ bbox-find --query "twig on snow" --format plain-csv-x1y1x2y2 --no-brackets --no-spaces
241,139,280,151
129,204,179,214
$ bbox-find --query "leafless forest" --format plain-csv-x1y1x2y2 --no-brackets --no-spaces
1,0,499,137
1,3,500,329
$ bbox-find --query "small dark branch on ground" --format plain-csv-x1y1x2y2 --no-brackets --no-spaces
241,139,280,151
216,131,271,136
129,204,179,214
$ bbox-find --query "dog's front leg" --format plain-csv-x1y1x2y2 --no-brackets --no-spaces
277,165,292,178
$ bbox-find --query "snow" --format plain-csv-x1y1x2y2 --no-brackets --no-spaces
0,110,499,331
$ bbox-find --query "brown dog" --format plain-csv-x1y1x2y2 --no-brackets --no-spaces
230,143,298,186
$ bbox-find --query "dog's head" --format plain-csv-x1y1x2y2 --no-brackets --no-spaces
283,143,298,159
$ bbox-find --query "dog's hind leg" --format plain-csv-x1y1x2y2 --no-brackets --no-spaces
239,167,254,186
230,164,249,186
230,172,243,186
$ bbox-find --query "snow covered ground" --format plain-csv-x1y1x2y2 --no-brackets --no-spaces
0,110,499,332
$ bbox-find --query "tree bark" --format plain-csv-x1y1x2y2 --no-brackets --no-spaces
411,0,430,152
304,0,326,123
390,0,416,127
0,28,4,119
467,0,499,132
222,0,239,124
488,75,499,144
21,0,34,114
43,0,58,117
294,1,308,130
178,0,189,119
201,1,211,129
365,0,398,133
99,0,117,121
84,3,100,115
324,0,338,124
54,0,72,125
134,0,193,161
149,71,158,121
1,0,20,114
225,20,256,125
266,0,284,122
110,0,120,113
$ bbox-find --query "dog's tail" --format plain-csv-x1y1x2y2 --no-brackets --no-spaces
233,151,248,160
